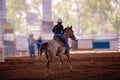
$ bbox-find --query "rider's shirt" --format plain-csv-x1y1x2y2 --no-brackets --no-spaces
52,23,64,34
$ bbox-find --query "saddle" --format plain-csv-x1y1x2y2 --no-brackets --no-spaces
54,36,64,43
54,34,69,49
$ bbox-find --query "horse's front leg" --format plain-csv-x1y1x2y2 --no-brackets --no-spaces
65,49,73,72
66,55,73,72
59,56,63,65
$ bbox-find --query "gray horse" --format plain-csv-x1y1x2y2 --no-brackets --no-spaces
39,26,76,76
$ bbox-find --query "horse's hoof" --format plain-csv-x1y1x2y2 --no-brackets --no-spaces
59,62,63,65
70,69,73,72
45,73,48,76
51,72,54,75
49,71,54,75
69,66,73,72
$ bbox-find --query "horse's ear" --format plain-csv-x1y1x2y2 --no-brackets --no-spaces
70,26,72,28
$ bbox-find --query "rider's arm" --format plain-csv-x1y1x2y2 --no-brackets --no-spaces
52,25,56,33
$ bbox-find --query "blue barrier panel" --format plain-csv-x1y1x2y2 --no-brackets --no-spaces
93,41,110,49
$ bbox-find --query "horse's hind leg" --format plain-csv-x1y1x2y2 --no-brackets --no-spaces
44,59,50,76
44,58,54,76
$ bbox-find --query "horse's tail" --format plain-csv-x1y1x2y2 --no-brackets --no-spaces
39,42,48,58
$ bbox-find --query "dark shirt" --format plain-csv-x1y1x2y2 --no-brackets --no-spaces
52,23,64,34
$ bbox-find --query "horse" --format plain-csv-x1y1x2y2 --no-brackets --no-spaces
39,26,76,76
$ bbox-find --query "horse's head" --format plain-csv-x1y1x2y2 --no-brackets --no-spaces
63,26,76,40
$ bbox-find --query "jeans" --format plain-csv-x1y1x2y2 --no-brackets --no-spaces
29,45,35,58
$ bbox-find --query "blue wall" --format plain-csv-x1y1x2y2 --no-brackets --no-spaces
93,40,110,49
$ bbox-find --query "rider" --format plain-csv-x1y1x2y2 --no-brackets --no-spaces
52,18,69,49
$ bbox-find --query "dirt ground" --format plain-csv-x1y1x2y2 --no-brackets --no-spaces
0,52,120,80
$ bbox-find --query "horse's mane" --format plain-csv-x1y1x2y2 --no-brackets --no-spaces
63,26,72,34
63,28,67,33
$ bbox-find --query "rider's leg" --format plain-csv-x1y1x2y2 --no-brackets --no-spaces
61,35,69,49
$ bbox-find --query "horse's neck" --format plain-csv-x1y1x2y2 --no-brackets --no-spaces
64,33,69,40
